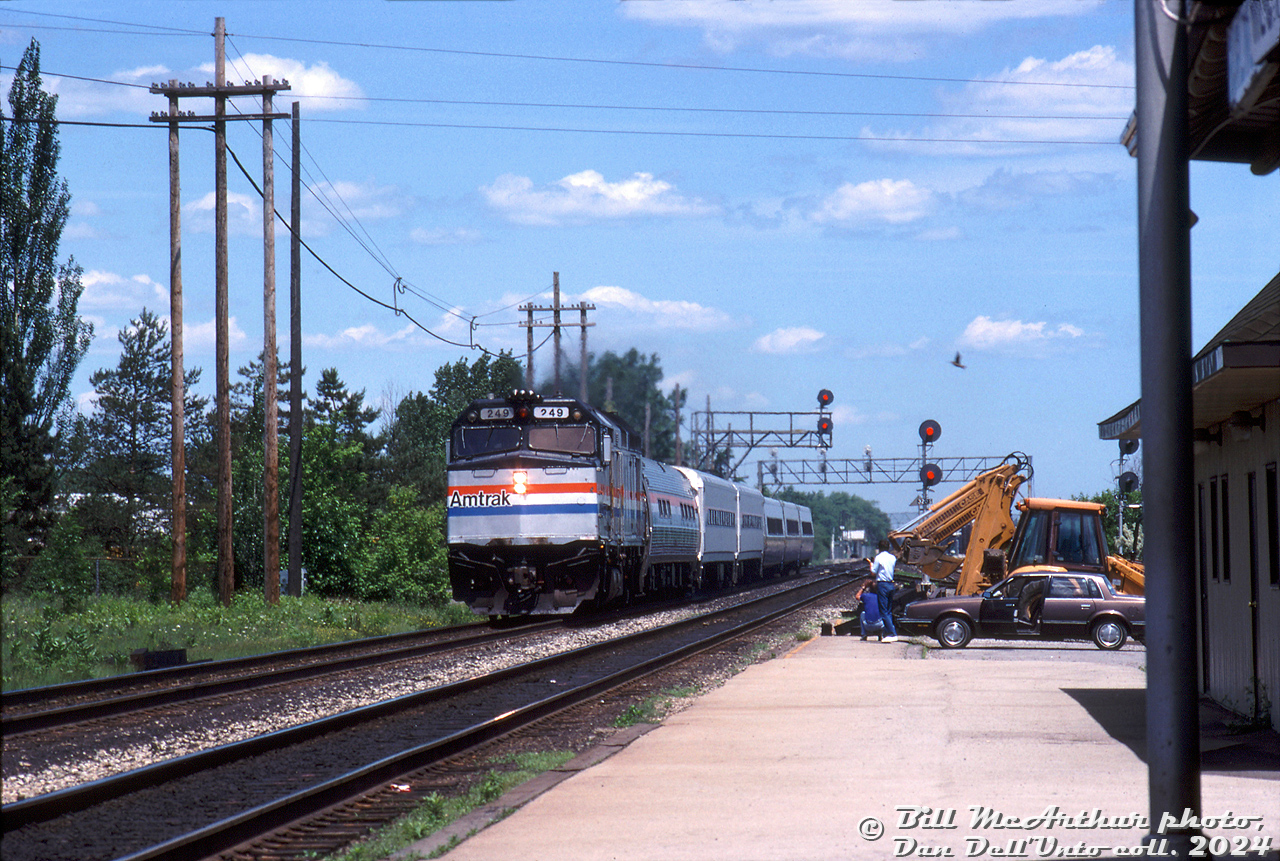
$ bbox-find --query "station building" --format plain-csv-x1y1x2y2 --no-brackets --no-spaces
1098,277,1279,731
1102,0,1279,732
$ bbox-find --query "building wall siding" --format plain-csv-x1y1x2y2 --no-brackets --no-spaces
1194,398,1280,731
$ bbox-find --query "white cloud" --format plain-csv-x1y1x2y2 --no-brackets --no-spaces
410,227,482,246
847,336,929,360
184,191,260,235
483,170,718,226
202,54,365,112
305,323,421,350
80,270,167,309
959,316,1086,350
309,180,407,222
580,285,736,332
622,0,1101,61
862,46,1133,160
184,316,248,351
811,179,933,226
752,326,825,354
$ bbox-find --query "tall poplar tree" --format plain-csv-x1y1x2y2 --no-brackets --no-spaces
1,39,93,556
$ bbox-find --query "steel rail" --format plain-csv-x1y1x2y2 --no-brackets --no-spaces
2,621,559,734
1,574,847,844
121,575,849,861
0,622,496,707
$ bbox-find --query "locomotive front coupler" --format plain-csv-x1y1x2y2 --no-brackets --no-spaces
502,562,539,592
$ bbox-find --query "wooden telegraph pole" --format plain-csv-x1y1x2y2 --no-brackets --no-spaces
150,17,290,606
262,77,280,605
288,101,303,598
164,84,186,602
519,272,594,398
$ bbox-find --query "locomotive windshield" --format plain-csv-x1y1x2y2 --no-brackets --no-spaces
528,425,596,455
452,426,521,458
450,423,597,461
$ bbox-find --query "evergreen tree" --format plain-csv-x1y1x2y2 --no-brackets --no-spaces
72,310,205,556
313,367,380,445
380,352,522,504
553,348,683,462
1,39,93,555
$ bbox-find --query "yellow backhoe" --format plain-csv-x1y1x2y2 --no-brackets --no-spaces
888,453,1144,597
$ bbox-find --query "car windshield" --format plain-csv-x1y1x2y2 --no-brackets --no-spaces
452,426,521,459
528,425,596,455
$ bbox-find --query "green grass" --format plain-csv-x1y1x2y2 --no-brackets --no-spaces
614,685,702,727
322,750,574,861
1,591,477,691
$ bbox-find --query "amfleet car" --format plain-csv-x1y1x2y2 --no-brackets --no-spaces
895,570,1145,650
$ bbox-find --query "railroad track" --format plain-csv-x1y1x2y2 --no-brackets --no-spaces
1,573,852,861
1,620,559,735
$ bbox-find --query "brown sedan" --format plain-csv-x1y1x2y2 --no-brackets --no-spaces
895,570,1145,650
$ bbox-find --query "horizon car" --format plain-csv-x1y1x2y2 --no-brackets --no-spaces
895,570,1145,650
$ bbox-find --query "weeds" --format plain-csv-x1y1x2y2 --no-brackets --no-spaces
323,750,573,861
1,592,476,691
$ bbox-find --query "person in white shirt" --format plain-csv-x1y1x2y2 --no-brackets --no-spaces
872,539,899,642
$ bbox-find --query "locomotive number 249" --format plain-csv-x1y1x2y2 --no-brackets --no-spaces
534,406,569,419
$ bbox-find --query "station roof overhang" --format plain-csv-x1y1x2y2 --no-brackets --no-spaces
1098,275,1280,440
1119,0,1280,175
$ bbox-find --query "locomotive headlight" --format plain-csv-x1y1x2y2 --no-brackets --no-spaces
512,471,528,494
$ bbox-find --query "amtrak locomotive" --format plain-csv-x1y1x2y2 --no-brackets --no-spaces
446,391,813,616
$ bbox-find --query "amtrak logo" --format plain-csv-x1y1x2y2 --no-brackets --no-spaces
448,490,513,508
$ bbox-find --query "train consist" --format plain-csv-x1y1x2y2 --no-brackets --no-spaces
446,391,814,616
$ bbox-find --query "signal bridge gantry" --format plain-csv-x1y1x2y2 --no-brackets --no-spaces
757,455,1033,492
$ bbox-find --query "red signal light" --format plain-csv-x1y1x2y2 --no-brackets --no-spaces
918,419,941,443
920,463,942,487
817,389,834,408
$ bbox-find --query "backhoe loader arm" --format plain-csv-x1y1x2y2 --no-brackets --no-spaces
888,453,1031,593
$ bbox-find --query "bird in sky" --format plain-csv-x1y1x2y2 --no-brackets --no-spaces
951,352,966,369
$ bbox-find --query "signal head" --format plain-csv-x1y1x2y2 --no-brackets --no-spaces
920,463,942,487
817,389,834,408
919,420,941,444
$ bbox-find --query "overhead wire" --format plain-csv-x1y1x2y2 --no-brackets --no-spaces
2,9,1134,90
2,9,1132,357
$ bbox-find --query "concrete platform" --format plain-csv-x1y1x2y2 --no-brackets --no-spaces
402,637,1280,861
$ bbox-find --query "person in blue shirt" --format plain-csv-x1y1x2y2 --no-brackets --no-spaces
855,576,885,641
872,539,899,642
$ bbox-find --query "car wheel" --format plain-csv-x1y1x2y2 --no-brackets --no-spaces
1091,619,1128,650
935,616,973,649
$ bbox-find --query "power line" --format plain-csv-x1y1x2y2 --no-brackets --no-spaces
2,63,1129,126
229,31,1135,90
306,117,1118,146
0,9,207,35
224,139,524,360
305,92,1130,122
1,10,1134,90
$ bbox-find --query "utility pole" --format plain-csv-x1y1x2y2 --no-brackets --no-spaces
150,17,290,606
288,101,303,598
262,77,280,606
164,83,185,603
519,272,594,398
673,383,683,467
214,17,231,607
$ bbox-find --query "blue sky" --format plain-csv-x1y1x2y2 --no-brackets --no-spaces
3,1,1276,515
